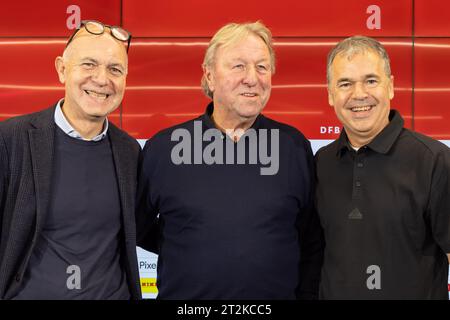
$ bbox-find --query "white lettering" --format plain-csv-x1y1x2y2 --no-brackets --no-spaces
66,5,81,30
320,126,340,134
366,5,381,30
366,265,381,290
178,304,211,318
66,265,81,290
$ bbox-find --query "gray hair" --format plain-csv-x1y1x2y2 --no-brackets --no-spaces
327,35,391,85
201,21,275,99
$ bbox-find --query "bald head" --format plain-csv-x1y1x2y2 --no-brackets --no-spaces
54,25,129,129
62,27,128,68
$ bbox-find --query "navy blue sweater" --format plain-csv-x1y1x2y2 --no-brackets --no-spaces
14,128,129,299
136,103,324,299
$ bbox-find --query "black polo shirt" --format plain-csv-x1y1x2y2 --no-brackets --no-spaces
315,109,450,299
136,103,324,299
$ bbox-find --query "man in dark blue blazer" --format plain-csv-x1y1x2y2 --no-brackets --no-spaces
0,20,141,299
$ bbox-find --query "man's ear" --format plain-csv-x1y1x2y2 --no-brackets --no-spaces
328,87,334,107
203,65,214,92
389,75,394,100
55,56,66,84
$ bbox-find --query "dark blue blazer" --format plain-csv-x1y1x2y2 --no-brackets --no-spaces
0,104,142,299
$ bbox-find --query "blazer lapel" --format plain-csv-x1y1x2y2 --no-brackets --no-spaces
109,127,133,223
28,107,56,233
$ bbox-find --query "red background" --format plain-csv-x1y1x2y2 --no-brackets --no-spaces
1,0,449,141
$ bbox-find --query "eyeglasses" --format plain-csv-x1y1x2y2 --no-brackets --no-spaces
66,20,132,52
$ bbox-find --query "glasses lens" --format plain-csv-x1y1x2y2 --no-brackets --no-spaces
85,21,104,34
111,27,130,41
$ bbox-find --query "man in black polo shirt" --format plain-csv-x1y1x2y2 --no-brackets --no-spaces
136,21,324,299
315,35,450,299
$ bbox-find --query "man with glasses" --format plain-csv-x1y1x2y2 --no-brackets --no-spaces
0,20,141,299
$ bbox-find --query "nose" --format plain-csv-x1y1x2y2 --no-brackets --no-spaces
91,66,108,86
351,81,368,100
242,66,257,87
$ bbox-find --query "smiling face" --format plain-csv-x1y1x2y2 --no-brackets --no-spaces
204,33,272,128
55,28,128,124
328,49,394,147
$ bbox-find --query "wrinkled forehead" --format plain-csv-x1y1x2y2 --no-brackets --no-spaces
332,49,387,76
216,34,270,61
335,48,383,66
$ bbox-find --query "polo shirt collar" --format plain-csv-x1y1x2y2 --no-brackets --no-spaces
200,102,217,130
336,109,404,157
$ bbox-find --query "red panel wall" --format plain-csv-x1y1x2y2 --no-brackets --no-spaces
123,0,412,37
3,0,448,140
123,39,209,137
0,39,63,121
415,0,450,36
0,1,120,37
415,38,450,139
124,37,413,139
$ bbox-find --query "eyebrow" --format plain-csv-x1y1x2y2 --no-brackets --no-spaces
364,73,380,79
336,78,352,84
229,57,270,63
256,59,270,65
80,57,125,70
337,74,381,83
108,63,125,70
80,57,98,64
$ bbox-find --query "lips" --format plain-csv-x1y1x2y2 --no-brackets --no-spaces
84,89,110,100
240,92,258,97
350,105,374,112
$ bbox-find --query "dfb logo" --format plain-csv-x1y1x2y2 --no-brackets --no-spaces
320,126,340,134
66,5,81,30
366,5,381,30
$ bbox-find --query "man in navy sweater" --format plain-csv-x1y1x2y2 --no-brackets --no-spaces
136,21,324,299
0,20,141,299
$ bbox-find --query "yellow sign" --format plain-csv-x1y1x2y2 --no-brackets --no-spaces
140,278,158,294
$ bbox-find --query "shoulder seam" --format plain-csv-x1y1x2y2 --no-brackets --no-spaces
403,129,440,156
